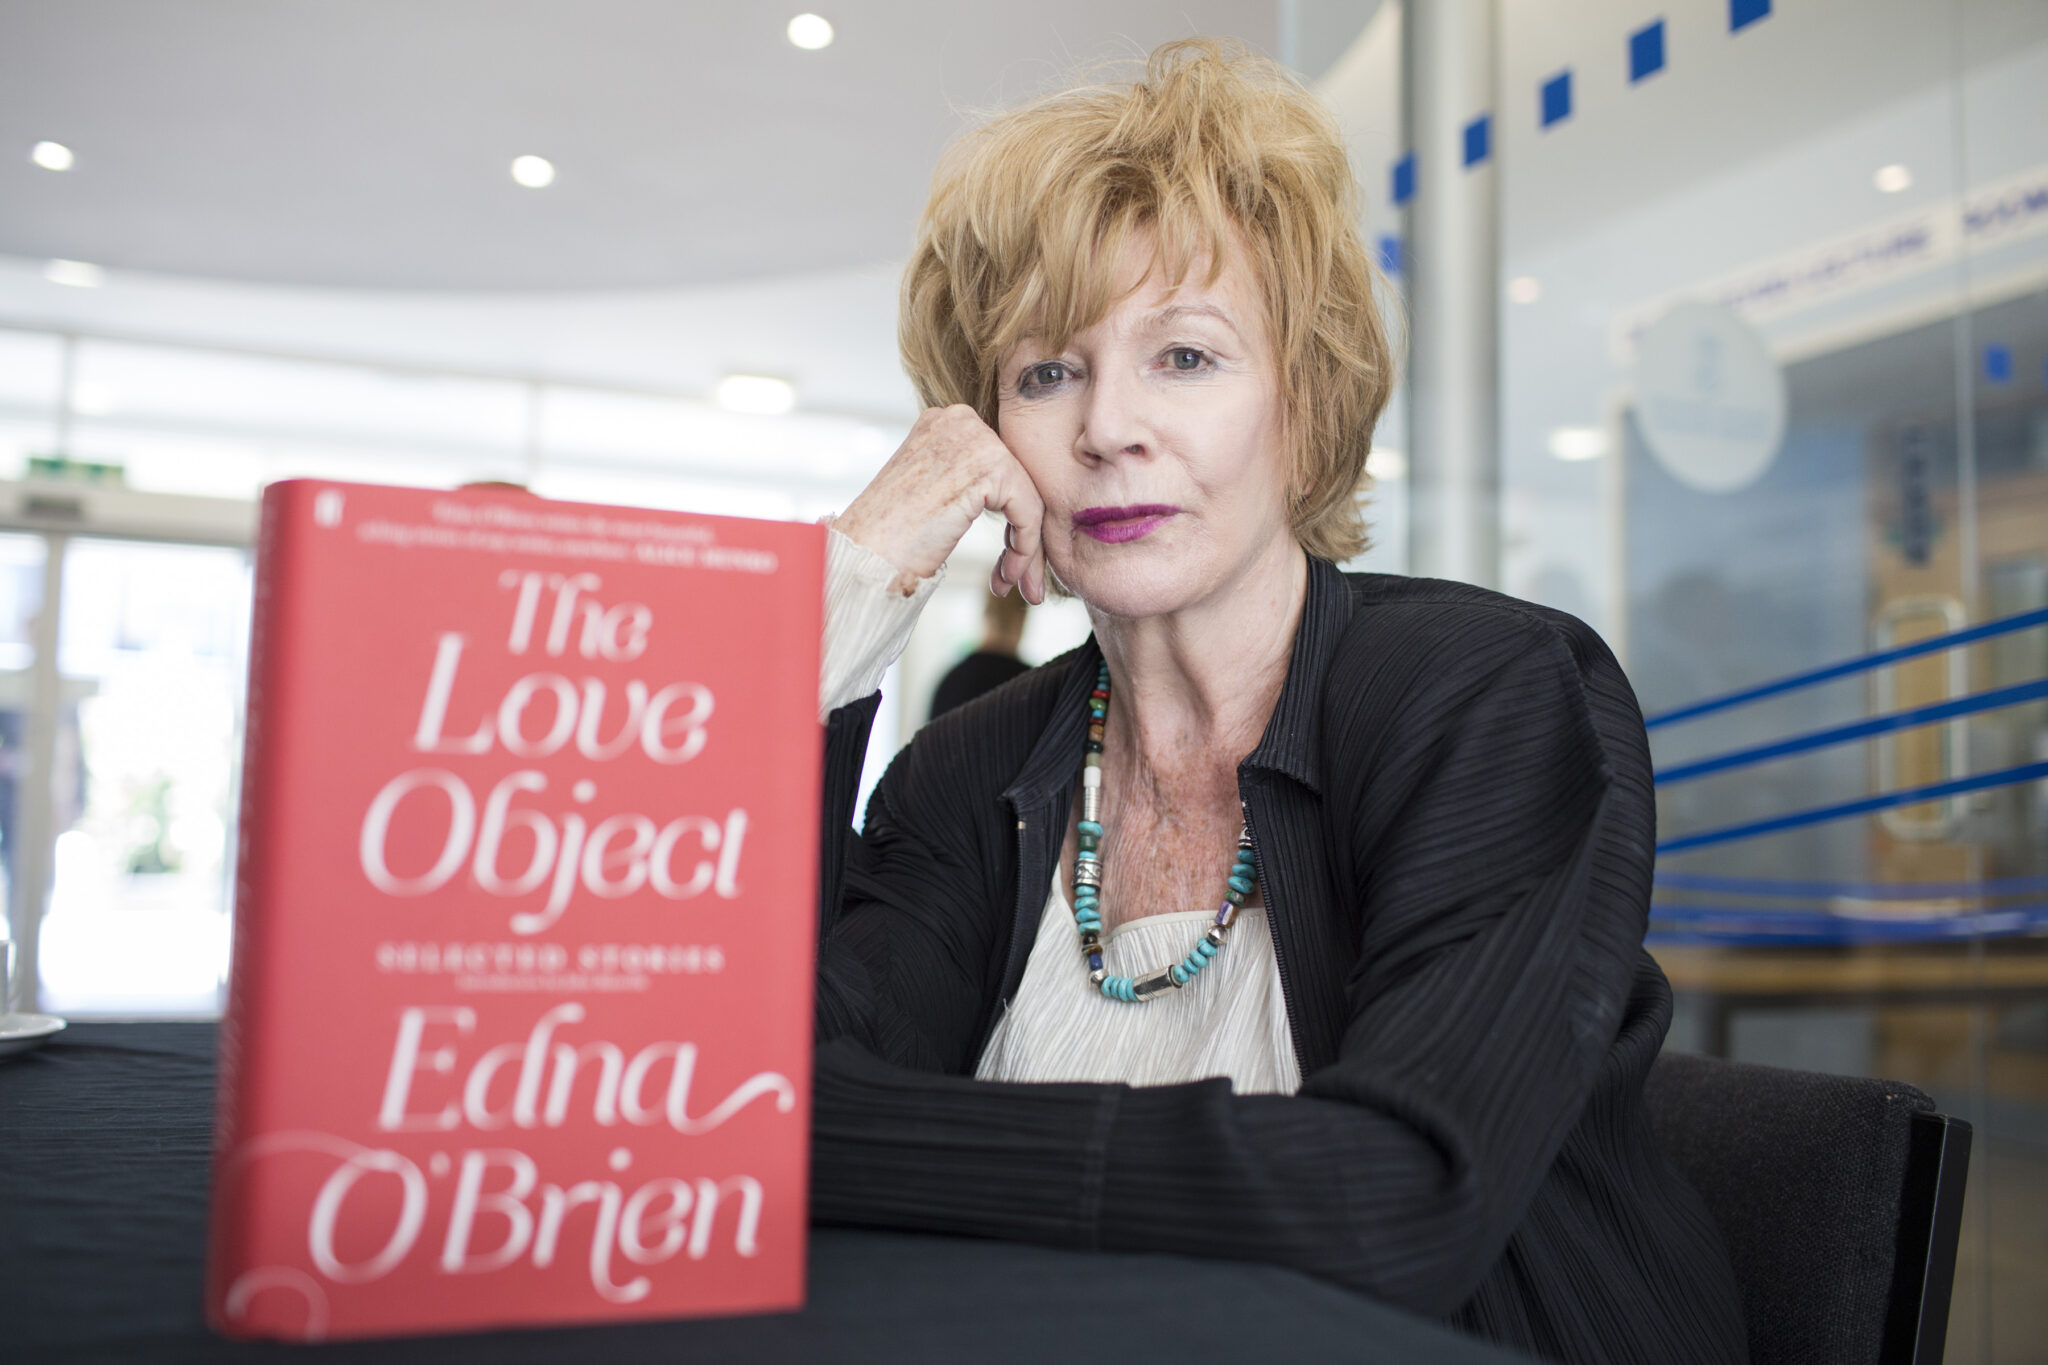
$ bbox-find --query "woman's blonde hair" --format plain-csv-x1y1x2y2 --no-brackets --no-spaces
899,38,1397,562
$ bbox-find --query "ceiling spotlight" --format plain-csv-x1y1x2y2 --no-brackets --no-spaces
715,374,796,415
787,13,834,49
30,140,74,171
510,155,555,188
1508,276,1542,304
1873,164,1912,194
43,258,105,288
1547,426,1608,462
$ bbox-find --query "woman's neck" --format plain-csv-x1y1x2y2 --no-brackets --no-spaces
1090,539,1310,777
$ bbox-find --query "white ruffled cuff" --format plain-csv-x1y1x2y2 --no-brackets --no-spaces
820,525,944,720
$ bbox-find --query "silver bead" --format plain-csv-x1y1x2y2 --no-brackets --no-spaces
1089,967,1108,984
1132,967,1178,1000
1073,862,1102,890
1205,926,1226,947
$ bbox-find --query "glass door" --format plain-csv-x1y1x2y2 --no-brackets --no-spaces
3,496,253,1019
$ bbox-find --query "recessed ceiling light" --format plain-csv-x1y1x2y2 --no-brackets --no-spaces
510,155,555,188
1873,164,1912,194
787,13,834,49
43,258,104,288
1547,426,1608,462
1508,276,1542,304
715,374,796,415
30,140,74,171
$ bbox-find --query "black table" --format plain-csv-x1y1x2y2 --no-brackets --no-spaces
0,1024,1531,1364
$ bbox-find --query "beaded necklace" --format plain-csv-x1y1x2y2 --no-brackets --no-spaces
1073,659,1257,1003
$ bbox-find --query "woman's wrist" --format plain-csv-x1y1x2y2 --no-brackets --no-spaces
820,526,945,718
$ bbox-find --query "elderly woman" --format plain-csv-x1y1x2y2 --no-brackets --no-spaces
808,40,1745,1365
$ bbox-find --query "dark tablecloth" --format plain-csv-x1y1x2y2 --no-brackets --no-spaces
0,1023,1531,1364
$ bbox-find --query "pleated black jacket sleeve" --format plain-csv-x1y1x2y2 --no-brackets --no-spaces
807,583,1745,1363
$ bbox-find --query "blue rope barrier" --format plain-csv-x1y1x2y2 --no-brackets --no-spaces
1654,870,2048,900
1656,759,2048,855
1654,676,2048,785
1643,605,2048,730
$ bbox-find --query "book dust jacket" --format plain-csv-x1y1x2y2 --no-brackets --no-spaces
206,481,823,1341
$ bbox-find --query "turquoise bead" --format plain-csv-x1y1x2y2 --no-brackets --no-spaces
1169,965,1186,985
1078,820,1103,836
1228,875,1254,895
1197,940,1216,958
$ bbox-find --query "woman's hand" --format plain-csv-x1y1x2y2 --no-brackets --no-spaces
834,405,1047,603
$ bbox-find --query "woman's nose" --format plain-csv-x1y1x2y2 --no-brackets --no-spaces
1077,366,1151,461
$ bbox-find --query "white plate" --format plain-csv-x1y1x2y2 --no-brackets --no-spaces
0,1013,66,1059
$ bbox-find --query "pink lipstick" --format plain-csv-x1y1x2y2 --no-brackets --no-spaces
1073,504,1179,544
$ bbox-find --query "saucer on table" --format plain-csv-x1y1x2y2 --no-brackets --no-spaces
0,1013,65,1059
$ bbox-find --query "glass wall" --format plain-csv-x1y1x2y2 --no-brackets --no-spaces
1496,1,2048,1358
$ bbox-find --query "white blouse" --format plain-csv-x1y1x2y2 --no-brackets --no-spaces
820,527,1301,1095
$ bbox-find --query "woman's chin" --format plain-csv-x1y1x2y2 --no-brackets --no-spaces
1057,555,1209,621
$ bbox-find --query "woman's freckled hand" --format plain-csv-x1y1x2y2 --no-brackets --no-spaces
834,404,1048,603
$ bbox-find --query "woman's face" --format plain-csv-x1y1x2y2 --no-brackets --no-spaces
995,235,1293,621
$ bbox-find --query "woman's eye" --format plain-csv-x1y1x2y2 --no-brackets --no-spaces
1022,362,1070,391
1167,347,1206,371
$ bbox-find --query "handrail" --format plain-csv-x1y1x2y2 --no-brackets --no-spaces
1649,902,2048,941
1654,871,2048,900
1643,606,2048,730
1654,677,2048,785
1656,760,2048,855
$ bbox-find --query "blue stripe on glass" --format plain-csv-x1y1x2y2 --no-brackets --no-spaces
1730,0,1771,32
1644,606,2048,728
1656,760,2048,854
1377,234,1402,274
1391,152,1415,206
1630,20,1666,81
1655,676,2048,785
1985,343,2014,384
1540,71,1572,127
1463,114,1491,166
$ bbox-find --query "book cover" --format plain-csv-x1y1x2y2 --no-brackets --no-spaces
206,480,823,1341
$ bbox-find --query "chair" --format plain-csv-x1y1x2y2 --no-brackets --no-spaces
1643,1051,1972,1365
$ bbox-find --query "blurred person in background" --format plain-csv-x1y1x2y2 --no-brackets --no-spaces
809,40,1746,1364
928,587,1030,720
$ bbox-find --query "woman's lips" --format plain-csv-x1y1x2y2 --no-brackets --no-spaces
1073,504,1179,544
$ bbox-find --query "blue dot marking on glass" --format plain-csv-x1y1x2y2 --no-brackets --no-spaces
1730,0,1771,32
1377,234,1402,275
1540,71,1572,128
1630,20,1666,82
1391,152,1416,206
1463,114,1491,167
1984,344,2014,385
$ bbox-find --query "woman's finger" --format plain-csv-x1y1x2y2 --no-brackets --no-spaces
984,463,1045,606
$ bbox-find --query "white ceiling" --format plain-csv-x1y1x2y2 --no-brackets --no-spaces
0,0,1300,292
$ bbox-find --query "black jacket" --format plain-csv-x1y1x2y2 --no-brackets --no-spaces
811,559,1748,1365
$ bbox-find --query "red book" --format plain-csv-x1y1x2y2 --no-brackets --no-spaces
206,481,823,1341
